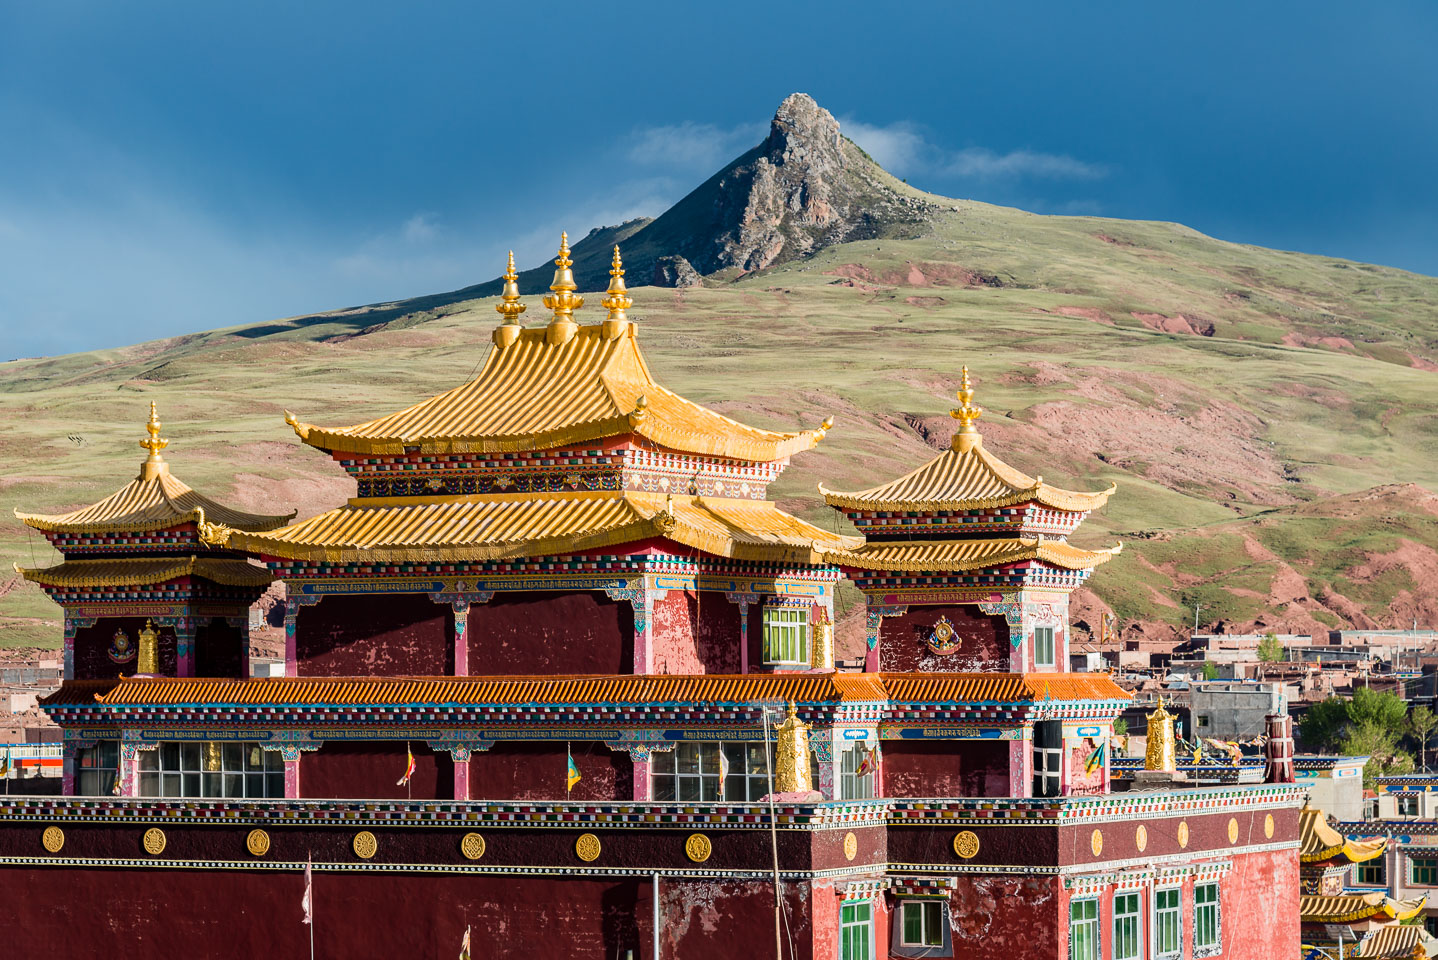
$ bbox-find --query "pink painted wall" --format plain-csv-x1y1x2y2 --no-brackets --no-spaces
297,594,452,676
879,605,1008,672
881,740,1010,798
650,590,742,674
467,592,633,675
467,742,632,802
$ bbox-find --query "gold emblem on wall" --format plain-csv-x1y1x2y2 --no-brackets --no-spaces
1135,825,1148,853
953,830,980,860
1177,820,1190,848
142,827,166,856
843,832,859,862
353,830,377,860
460,833,486,861
1227,817,1239,844
685,833,712,863
246,829,270,857
41,826,64,853
1090,829,1103,857
1264,813,1275,839
575,833,602,863
926,615,959,655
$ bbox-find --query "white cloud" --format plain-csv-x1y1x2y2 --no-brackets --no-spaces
944,147,1107,181
842,120,929,177
401,212,439,243
628,122,764,171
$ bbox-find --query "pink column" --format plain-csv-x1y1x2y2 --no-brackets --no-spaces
61,743,77,796
175,618,197,678
1008,736,1033,798
283,603,300,678
453,603,470,676
632,756,652,801
284,757,301,798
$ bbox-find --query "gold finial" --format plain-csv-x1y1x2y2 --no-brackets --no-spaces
628,395,649,426
138,402,170,480
774,701,814,793
542,232,584,342
601,245,633,322
137,618,159,676
1144,697,1177,772
493,250,528,347
949,366,984,453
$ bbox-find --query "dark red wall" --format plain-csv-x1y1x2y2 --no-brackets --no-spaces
882,739,1010,798
468,742,632,802
195,617,244,677
73,617,176,680
879,604,1009,672
467,592,632,675
303,742,453,801
651,590,741,674
297,594,452,676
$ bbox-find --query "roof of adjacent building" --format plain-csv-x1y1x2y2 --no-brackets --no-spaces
206,491,857,565
1299,891,1427,924
16,556,273,589
283,323,826,462
1300,803,1387,864
1352,925,1438,959
825,537,1121,573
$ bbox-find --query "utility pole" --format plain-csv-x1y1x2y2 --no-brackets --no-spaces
1192,603,1203,635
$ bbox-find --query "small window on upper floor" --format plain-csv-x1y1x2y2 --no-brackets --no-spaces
763,607,810,666
1197,715,1211,729
1034,626,1056,667
1399,794,1421,817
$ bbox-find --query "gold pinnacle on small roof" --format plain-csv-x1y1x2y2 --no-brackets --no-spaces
138,402,169,479
495,250,527,325
601,245,633,322
949,366,984,452
542,232,584,322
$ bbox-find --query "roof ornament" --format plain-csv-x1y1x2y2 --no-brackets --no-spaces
628,395,649,426
949,367,983,453
138,402,170,480
493,250,527,348
652,493,677,535
601,245,633,340
542,232,583,345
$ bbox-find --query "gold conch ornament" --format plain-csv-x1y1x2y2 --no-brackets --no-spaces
774,701,814,793
493,250,527,348
137,618,160,676
138,402,170,480
949,367,983,453
1144,696,1178,772
542,232,583,344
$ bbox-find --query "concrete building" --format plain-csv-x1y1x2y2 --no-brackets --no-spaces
1191,681,1287,742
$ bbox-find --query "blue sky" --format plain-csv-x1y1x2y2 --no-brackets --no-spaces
1,1,1434,359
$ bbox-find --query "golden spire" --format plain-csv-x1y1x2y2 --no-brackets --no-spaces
601,246,632,322
542,232,583,344
492,250,527,347
949,366,984,453
138,402,169,480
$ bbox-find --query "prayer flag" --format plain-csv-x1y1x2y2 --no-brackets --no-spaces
0,750,9,779
1084,740,1106,776
397,744,416,786
854,741,876,779
566,744,582,793
301,853,313,925
459,924,471,960
718,746,731,785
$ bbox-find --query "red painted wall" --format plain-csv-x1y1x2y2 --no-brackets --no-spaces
879,605,1009,672
468,742,632,802
467,591,633,675
297,594,452,676
303,742,453,801
882,740,1010,798
195,617,244,677
950,876,1063,959
73,617,176,679
651,590,742,674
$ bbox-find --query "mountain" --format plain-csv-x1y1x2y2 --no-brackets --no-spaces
4,94,1438,651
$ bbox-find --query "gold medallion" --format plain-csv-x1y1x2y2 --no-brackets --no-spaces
953,830,980,860
41,826,64,854
843,832,859,862
142,827,166,856
684,833,712,863
575,833,602,862
1090,829,1103,857
353,830,377,859
1135,824,1148,853
1177,821,1190,849
1264,813,1275,839
460,833,486,861
246,829,270,857
1227,817,1239,844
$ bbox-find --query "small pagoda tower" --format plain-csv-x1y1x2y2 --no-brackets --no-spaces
15,403,289,681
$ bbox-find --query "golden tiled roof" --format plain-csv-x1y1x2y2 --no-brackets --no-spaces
42,671,1126,708
820,441,1114,514
1299,803,1387,863
17,556,273,589
284,325,826,461
211,492,857,565
1354,925,1438,959
16,466,294,535
825,537,1121,573
1300,892,1426,924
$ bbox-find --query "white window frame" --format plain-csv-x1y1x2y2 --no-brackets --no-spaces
137,741,284,799
1069,897,1099,960
764,606,811,665
1154,886,1182,960
76,740,119,796
1194,881,1221,957
840,899,873,960
651,741,816,802
1113,890,1142,960
1034,721,1063,798
899,900,946,948
1035,626,1056,667
1399,794,1421,816
840,741,875,800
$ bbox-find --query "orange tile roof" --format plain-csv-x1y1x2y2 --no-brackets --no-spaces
15,467,294,535
825,537,1120,573
819,438,1113,513
285,325,826,462
17,556,274,589
211,492,856,565
43,671,1126,708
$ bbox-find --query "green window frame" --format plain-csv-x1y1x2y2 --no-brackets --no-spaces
1113,891,1141,960
763,606,810,665
1155,887,1182,959
1069,898,1099,960
1356,858,1386,886
1035,626,1056,666
1412,857,1438,886
1194,882,1221,955
840,899,872,960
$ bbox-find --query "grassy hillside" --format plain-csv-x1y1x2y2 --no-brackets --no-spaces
3,195,1437,648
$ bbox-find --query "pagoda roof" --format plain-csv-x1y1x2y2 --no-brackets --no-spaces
16,556,273,589
826,537,1121,573
1300,803,1387,864
14,404,294,536
1354,926,1438,959
1299,892,1427,925
284,324,826,462
207,492,859,566
819,367,1113,513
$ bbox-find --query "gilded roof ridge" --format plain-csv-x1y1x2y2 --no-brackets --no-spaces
16,468,295,535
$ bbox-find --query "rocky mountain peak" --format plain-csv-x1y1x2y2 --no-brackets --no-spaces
765,93,843,166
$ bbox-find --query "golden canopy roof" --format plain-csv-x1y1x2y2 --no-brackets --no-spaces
825,537,1120,573
1299,892,1427,924
1299,803,1387,864
17,556,273,589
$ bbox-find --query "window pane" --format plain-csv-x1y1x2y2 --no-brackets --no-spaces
924,901,942,945
903,903,921,944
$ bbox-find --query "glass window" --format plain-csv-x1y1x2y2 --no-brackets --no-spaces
138,741,283,799
763,607,810,665
652,742,817,802
1155,888,1182,959
1034,721,1063,798
900,901,945,947
1194,882,1221,954
1357,858,1387,886
1412,858,1438,886
1069,898,1099,960
840,900,872,960
76,740,119,796
1197,714,1211,729
1399,794,1420,816
1035,626,1056,666
1113,891,1141,960
840,741,876,800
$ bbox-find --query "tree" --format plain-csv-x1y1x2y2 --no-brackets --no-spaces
1257,632,1285,663
1202,661,1219,680
1410,706,1438,772
1299,696,1350,751
1299,687,1414,787
1113,718,1128,737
